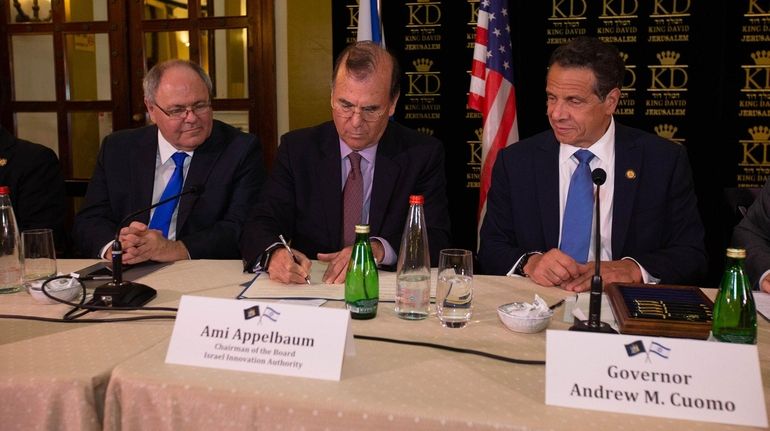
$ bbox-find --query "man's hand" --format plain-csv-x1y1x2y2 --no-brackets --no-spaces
117,221,189,264
266,247,312,284
560,259,643,292
317,240,385,284
525,249,583,287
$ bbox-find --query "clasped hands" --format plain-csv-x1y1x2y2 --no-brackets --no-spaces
105,221,189,264
523,248,642,292
266,240,385,285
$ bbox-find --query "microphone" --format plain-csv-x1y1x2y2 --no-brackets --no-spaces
92,184,204,307
570,168,616,334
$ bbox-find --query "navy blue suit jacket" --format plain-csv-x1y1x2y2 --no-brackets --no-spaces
478,123,706,284
74,120,265,259
240,121,451,270
0,126,66,244
732,178,770,287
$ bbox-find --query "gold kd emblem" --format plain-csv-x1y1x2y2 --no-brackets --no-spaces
625,169,636,180
0,158,7,167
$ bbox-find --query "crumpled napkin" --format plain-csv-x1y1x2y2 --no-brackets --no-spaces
499,294,553,318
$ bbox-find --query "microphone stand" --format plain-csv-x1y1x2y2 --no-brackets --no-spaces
570,169,617,333
92,186,202,307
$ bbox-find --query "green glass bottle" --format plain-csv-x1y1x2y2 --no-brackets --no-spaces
345,224,379,319
712,248,757,344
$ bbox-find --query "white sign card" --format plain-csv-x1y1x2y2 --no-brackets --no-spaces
546,330,768,428
166,295,355,381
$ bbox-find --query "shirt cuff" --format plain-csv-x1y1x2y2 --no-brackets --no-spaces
506,251,542,277
371,236,396,266
621,256,659,284
99,241,114,260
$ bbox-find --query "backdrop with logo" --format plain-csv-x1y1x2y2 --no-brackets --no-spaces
332,0,770,284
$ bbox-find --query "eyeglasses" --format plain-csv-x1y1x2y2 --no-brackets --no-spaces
154,102,212,120
331,101,387,122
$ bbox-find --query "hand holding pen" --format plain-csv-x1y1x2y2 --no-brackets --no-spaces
278,234,311,284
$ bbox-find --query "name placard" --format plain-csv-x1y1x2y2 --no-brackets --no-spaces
545,330,767,428
166,296,355,381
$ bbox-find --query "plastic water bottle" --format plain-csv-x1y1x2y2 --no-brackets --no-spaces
345,224,379,319
395,195,431,320
0,186,23,293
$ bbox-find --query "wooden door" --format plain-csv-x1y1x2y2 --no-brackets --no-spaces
0,0,276,181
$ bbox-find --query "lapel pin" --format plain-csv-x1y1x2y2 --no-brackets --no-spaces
0,158,7,167
625,169,636,180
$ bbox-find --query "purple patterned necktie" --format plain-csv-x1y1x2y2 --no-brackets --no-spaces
342,152,363,246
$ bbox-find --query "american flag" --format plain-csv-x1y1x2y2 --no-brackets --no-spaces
468,0,519,241
357,0,384,47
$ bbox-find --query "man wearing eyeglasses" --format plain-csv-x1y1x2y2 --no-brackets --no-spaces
74,59,265,264
240,41,451,284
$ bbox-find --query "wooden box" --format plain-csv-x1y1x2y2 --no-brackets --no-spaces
605,283,714,340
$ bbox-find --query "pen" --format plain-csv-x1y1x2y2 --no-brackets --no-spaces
278,234,311,284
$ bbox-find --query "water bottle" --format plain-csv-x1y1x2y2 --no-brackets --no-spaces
712,248,757,344
0,186,23,293
395,195,431,320
345,224,379,319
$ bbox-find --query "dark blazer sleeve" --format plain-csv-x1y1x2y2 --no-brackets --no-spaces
180,129,264,259
478,150,526,275
617,137,707,284
373,126,451,266
732,178,770,287
239,131,301,269
8,143,66,235
72,132,128,258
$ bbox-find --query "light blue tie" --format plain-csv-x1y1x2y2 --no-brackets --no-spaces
149,152,188,238
560,149,595,263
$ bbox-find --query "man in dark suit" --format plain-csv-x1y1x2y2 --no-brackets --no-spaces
240,41,451,284
0,126,66,241
479,37,706,291
74,59,264,263
732,177,770,292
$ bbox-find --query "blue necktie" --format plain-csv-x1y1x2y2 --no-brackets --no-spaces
149,152,189,238
560,149,595,263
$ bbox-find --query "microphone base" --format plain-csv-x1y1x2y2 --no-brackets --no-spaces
93,281,157,307
569,319,618,334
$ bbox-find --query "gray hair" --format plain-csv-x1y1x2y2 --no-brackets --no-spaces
143,59,213,103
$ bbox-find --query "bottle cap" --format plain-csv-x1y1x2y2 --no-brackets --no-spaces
726,248,746,259
354,224,370,234
0,186,9,195
409,195,424,205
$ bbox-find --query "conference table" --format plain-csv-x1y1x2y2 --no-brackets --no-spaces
0,260,768,430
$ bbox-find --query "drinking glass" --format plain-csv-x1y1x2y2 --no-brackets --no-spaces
436,249,473,328
22,228,57,283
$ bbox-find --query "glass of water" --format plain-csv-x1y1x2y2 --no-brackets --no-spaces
22,228,57,284
436,249,473,328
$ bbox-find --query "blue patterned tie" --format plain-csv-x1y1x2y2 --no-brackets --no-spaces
149,152,189,238
560,149,595,263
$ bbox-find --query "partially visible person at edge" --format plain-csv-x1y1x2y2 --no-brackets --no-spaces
74,59,265,263
0,125,66,247
478,36,706,291
240,41,451,284
732,177,770,292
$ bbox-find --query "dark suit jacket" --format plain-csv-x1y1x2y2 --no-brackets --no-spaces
0,126,66,240
73,120,265,259
478,123,707,284
732,177,770,287
240,121,451,269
